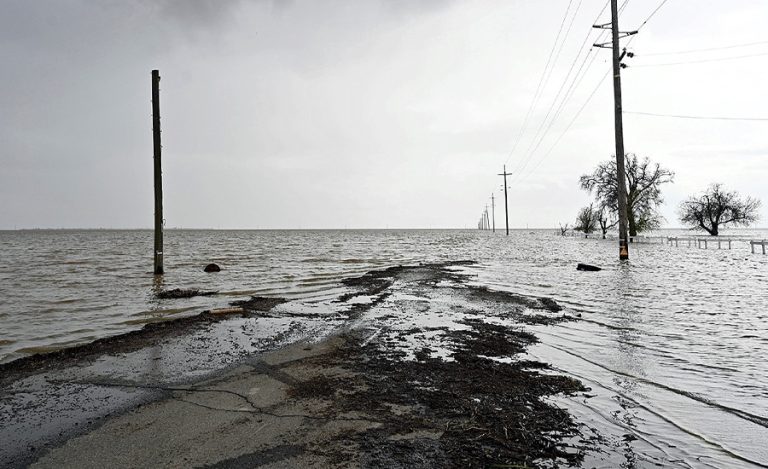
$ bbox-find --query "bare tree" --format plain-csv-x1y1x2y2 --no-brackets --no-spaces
596,206,616,239
558,223,570,236
580,154,674,236
574,205,597,236
679,183,761,236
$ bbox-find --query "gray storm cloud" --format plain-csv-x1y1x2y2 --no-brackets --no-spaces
1,0,766,229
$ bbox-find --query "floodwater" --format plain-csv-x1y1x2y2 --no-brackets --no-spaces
1,228,767,467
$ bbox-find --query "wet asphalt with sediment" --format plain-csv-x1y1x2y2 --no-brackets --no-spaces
1,261,587,468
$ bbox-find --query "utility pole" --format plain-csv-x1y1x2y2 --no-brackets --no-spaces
484,205,490,232
151,70,164,275
490,193,496,233
498,165,512,236
594,0,636,260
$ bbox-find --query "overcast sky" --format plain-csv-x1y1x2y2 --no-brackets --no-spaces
1,0,766,229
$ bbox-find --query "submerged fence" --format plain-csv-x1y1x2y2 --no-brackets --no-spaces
560,231,767,255
750,240,768,254
666,236,768,253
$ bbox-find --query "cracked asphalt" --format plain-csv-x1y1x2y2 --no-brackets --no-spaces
1,262,584,468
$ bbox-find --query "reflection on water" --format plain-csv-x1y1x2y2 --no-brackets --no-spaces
469,230,768,468
1,228,767,466
0,229,481,362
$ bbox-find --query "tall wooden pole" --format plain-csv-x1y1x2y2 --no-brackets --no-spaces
610,0,630,260
490,193,495,233
499,165,512,236
152,70,164,275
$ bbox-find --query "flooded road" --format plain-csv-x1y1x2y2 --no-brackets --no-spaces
472,231,768,468
1,228,767,467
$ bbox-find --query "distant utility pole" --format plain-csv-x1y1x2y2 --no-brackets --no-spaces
151,70,164,275
484,205,490,232
498,165,512,236
594,0,636,260
490,193,496,233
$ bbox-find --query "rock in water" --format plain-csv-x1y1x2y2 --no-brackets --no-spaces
576,263,601,272
204,263,221,273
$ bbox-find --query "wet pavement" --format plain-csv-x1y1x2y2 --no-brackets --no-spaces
0,299,344,468
1,261,586,468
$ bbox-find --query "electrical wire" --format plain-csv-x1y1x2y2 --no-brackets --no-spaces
640,40,768,56
513,0,672,186
539,0,586,107
502,0,577,166
635,0,669,31
526,68,612,179
481,0,664,215
524,0,669,171
508,1,620,180
624,111,768,121
633,51,768,67
549,0,636,129
509,0,592,173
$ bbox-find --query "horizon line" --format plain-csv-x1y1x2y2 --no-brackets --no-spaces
2,226,765,231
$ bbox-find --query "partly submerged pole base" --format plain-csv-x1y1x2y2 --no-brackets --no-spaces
619,240,629,260
154,251,164,275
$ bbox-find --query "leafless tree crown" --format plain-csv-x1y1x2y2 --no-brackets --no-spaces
679,183,761,236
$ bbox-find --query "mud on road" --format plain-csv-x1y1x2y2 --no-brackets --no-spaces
279,261,589,468
3,261,591,468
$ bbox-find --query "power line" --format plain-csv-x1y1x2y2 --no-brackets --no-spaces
486,1,607,209
548,0,636,129
486,0,635,205
510,0,592,174
640,40,768,56
540,0,586,102
635,0,669,31
514,39,605,179
514,0,642,185
509,1,621,180
503,0,576,166
624,111,768,121
620,0,666,51
633,51,768,67
535,0,577,108
511,0,667,186
550,37,604,131
509,6,629,184
523,68,612,180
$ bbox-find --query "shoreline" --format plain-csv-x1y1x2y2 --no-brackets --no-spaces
0,297,288,380
2,261,590,468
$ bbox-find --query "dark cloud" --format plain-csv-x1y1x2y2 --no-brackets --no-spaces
0,0,766,228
